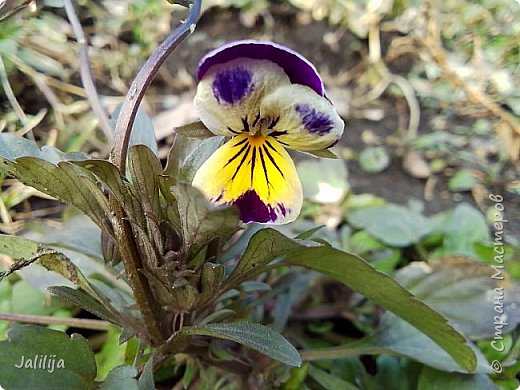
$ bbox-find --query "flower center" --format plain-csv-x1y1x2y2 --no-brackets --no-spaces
246,113,281,136
247,133,267,146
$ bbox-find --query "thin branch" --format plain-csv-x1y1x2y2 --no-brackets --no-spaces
0,312,112,331
107,0,202,346
63,0,113,140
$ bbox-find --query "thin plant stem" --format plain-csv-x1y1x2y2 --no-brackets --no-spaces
0,312,112,331
107,0,202,346
63,0,113,141
110,0,202,172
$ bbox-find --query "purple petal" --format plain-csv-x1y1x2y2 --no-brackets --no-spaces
197,40,324,96
212,66,254,105
233,190,287,223
295,104,335,135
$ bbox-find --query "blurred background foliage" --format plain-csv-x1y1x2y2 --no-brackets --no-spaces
0,0,519,388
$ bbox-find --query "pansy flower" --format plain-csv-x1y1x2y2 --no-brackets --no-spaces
192,40,344,224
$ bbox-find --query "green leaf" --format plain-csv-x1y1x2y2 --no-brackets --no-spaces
283,245,477,372
74,159,144,228
47,286,120,324
24,215,103,260
0,153,113,236
448,169,478,192
94,327,127,381
303,149,339,159
297,159,348,203
174,121,214,139
11,280,64,316
0,325,96,390
110,104,158,155
0,233,40,259
417,366,498,390
163,133,200,184
441,203,490,257
127,145,163,254
99,365,139,390
138,353,155,390
128,145,162,218
224,228,308,288
307,364,360,390
172,184,239,258
359,146,390,174
373,313,492,373
395,259,520,339
347,204,433,247
0,133,88,163
17,47,64,76
178,136,224,182
0,234,121,322
181,321,302,367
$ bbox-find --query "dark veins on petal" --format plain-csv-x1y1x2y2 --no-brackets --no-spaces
295,104,334,135
212,67,254,105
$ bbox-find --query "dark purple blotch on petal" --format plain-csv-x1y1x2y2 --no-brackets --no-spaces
295,104,334,135
212,67,254,105
233,190,278,223
198,40,324,96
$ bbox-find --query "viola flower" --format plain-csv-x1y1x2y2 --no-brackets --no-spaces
192,40,344,224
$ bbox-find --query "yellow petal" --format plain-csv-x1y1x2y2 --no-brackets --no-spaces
194,58,291,137
260,84,344,151
192,133,302,224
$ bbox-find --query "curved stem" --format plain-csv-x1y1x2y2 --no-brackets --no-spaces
110,0,202,172
106,0,202,345
64,0,113,141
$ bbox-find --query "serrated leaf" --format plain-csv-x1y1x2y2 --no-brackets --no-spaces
0,325,96,390
174,121,214,139
172,184,239,258
181,321,302,367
